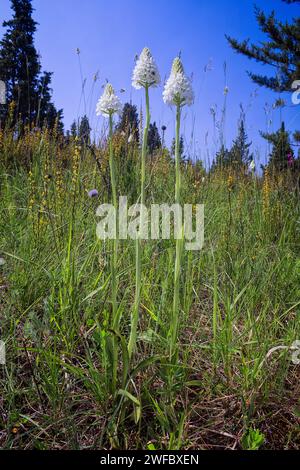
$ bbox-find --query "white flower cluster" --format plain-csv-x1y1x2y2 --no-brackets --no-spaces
96,51,195,120
132,47,161,89
163,57,194,107
96,83,122,117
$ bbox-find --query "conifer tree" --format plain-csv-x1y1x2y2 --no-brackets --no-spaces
116,102,139,142
79,115,91,144
212,144,231,169
229,111,253,166
227,1,299,164
261,122,294,170
0,0,63,130
226,2,300,92
171,135,185,161
148,121,161,155
70,120,78,138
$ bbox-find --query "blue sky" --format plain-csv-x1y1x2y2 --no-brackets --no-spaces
1,0,299,166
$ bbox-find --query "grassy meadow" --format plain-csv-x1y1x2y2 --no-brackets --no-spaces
0,121,300,450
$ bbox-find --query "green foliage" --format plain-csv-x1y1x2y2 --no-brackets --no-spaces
70,120,77,138
0,0,63,130
79,115,91,144
0,1,299,451
0,127,299,448
226,4,300,92
226,2,300,161
69,116,91,144
230,111,253,166
262,122,295,170
293,130,300,144
116,102,139,142
212,111,253,170
171,135,185,161
148,121,161,155
242,428,265,450
212,144,231,168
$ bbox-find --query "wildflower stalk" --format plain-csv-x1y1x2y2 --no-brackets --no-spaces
96,83,122,394
109,113,118,323
170,105,182,360
109,112,119,394
129,48,160,359
163,56,194,361
128,85,150,359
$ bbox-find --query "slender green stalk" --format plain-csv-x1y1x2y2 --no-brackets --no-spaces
128,85,150,359
109,113,118,322
108,113,118,393
170,105,182,360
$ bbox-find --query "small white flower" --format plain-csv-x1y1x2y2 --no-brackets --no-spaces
132,47,160,89
0,257,5,266
163,57,194,107
249,160,255,171
96,83,122,117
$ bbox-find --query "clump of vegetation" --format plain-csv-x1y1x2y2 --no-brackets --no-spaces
0,0,300,451
1,117,299,449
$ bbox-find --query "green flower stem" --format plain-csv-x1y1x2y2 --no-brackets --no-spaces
109,113,118,323
109,113,118,393
170,104,182,360
128,85,150,359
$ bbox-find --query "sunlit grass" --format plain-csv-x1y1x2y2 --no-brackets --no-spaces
0,124,299,450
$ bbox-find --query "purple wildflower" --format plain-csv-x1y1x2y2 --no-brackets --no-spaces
88,189,99,198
